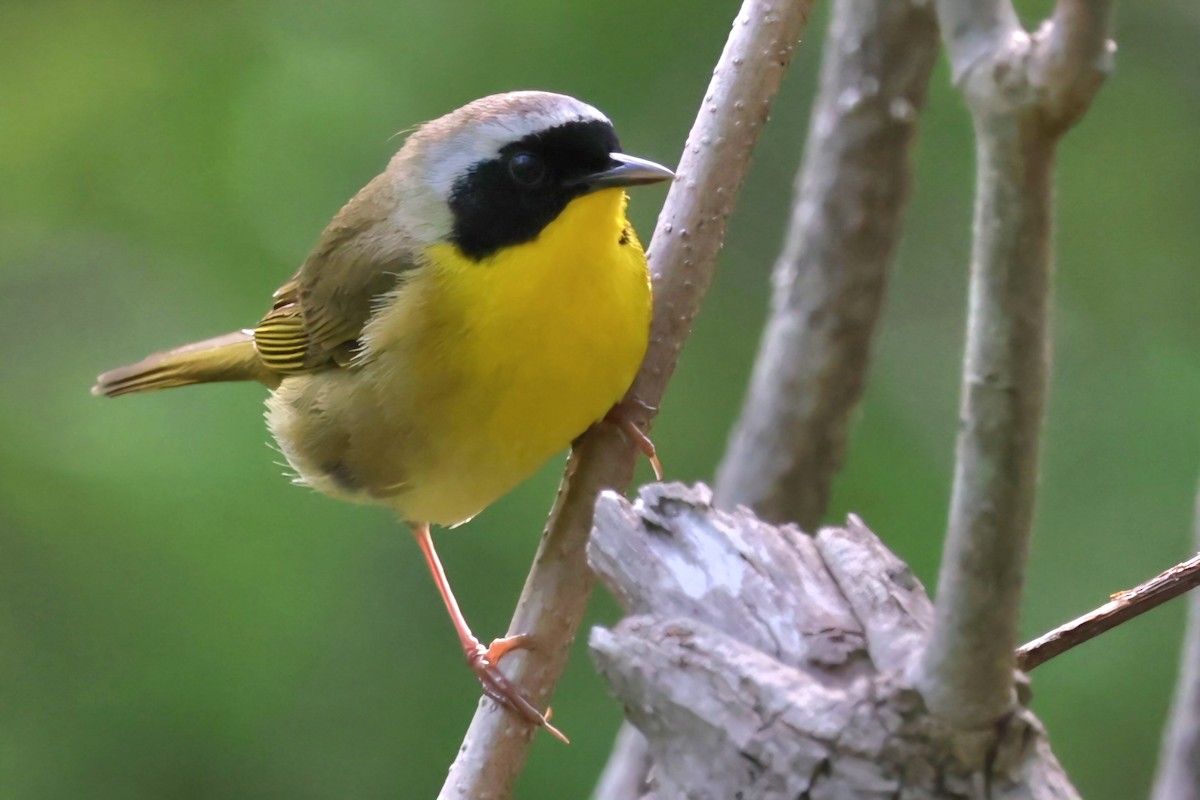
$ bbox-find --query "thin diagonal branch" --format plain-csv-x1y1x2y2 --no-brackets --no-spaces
1153,484,1200,800
915,0,1115,732
714,0,939,530
1017,551,1200,672
437,2,815,797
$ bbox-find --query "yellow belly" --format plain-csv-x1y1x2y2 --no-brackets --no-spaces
342,188,650,525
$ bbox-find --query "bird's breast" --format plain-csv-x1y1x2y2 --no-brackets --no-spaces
359,188,652,525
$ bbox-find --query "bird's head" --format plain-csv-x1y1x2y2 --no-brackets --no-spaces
390,91,674,260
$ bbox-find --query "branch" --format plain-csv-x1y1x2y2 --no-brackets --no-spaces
1033,0,1117,132
598,7,939,785
714,0,939,529
915,0,1114,731
593,721,652,800
588,483,1080,799
935,0,1021,87
1017,552,1200,672
437,2,816,796
1153,484,1200,800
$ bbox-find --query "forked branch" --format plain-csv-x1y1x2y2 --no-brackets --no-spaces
916,0,1115,731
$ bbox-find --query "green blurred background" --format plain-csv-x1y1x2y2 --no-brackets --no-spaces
2,1,1197,797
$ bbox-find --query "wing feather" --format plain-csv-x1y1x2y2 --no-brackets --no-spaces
252,173,417,374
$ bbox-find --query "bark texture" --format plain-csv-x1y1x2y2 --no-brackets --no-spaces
916,0,1114,731
589,482,1078,799
715,0,939,530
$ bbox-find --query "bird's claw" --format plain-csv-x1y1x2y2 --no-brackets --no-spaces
604,398,663,480
464,636,569,744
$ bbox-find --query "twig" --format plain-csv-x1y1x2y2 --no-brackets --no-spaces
437,2,815,797
714,0,939,530
1017,552,1200,672
915,0,1114,731
1152,484,1200,800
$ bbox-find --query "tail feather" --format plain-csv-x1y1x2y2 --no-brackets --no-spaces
93,331,280,397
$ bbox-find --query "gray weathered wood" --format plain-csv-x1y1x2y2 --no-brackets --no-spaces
589,483,1078,799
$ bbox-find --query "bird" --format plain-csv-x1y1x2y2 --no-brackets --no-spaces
92,91,673,742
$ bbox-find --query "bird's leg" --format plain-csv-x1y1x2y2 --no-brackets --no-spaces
604,397,663,480
410,523,568,743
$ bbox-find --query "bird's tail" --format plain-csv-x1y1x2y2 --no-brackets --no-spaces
92,330,279,398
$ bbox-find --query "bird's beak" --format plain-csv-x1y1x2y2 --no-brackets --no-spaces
572,153,675,192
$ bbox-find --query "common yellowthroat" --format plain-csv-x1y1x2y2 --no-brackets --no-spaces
93,91,672,741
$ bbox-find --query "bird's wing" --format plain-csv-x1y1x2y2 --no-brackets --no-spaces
253,177,415,374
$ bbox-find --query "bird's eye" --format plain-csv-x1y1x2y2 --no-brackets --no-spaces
508,152,545,187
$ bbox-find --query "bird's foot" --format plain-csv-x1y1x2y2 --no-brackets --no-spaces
464,634,569,744
604,398,663,480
